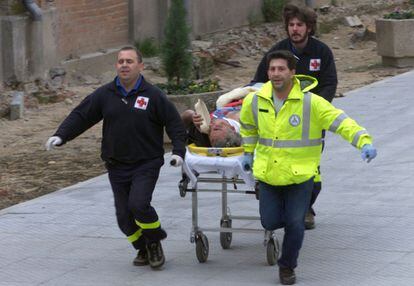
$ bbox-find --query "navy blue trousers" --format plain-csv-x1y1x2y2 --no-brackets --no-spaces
259,178,314,269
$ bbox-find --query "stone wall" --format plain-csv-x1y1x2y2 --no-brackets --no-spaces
187,0,262,37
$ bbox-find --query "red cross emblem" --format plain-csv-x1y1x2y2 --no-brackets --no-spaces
309,58,321,71
134,96,149,110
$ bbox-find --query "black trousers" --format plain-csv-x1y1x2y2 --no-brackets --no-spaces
106,157,166,250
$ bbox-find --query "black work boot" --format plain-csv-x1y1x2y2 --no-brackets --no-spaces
133,248,149,266
304,210,315,230
146,241,165,268
279,267,296,285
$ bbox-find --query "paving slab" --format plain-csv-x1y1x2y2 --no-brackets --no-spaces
1,70,414,285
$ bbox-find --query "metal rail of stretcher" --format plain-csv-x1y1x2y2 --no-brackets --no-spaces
179,155,280,265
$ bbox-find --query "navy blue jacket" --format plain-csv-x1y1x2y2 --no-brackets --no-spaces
251,37,338,102
54,77,186,164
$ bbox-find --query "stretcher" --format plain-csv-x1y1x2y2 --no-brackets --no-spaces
178,144,280,264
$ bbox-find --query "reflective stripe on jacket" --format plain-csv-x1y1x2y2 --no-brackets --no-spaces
240,75,372,186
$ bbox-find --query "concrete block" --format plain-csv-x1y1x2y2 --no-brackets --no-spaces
345,16,363,27
381,56,414,68
62,49,118,83
9,91,24,120
376,19,414,66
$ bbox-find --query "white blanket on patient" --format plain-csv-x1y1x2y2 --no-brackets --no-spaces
183,150,255,189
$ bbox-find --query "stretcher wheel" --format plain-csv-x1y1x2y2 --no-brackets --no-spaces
266,238,279,266
178,176,188,198
195,233,209,263
220,220,232,249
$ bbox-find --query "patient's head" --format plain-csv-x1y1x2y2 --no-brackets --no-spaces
209,118,242,147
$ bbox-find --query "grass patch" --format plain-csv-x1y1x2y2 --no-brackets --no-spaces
134,38,159,58
318,21,338,34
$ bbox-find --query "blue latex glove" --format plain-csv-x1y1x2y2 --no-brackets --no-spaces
361,144,377,163
242,153,253,171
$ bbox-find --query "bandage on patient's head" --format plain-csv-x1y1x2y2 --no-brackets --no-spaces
222,118,240,133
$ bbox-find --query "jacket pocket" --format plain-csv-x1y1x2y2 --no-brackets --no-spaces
291,164,318,176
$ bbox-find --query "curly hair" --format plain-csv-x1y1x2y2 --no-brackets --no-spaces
211,130,242,148
283,4,317,36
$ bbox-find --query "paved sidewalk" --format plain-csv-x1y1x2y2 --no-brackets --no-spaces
1,70,413,286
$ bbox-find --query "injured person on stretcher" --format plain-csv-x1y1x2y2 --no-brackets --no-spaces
180,84,262,148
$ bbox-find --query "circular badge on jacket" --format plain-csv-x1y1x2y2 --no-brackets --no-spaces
289,114,301,127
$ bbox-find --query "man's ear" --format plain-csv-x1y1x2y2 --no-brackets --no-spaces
138,62,145,72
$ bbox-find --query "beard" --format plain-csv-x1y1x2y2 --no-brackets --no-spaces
271,77,294,93
289,32,308,46
271,79,287,92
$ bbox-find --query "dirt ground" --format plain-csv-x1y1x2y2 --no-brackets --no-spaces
0,2,411,209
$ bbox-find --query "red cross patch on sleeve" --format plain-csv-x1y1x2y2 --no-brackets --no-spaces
309,58,321,71
134,96,149,110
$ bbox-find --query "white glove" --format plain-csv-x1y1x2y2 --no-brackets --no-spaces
170,154,183,167
45,136,62,151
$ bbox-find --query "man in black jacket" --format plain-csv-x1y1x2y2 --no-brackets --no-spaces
251,4,338,229
45,46,186,269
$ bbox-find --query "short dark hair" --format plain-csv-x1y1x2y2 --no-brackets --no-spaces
283,4,317,36
266,50,297,71
119,45,143,63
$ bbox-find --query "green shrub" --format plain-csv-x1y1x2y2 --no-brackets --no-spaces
161,0,192,85
156,79,220,95
319,21,337,34
248,10,264,27
262,0,286,22
134,38,159,58
10,1,25,15
383,9,414,19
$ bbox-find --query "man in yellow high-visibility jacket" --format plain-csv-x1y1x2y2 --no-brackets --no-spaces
240,50,377,285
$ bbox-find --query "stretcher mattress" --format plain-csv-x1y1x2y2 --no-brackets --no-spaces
183,145,255,189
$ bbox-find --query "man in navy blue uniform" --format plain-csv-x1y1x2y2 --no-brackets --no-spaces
45,46,186,269
251,4,338,229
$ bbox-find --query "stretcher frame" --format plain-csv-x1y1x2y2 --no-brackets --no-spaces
179,146,280,265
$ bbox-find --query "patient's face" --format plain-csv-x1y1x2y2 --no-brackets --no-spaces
209,119,233,146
